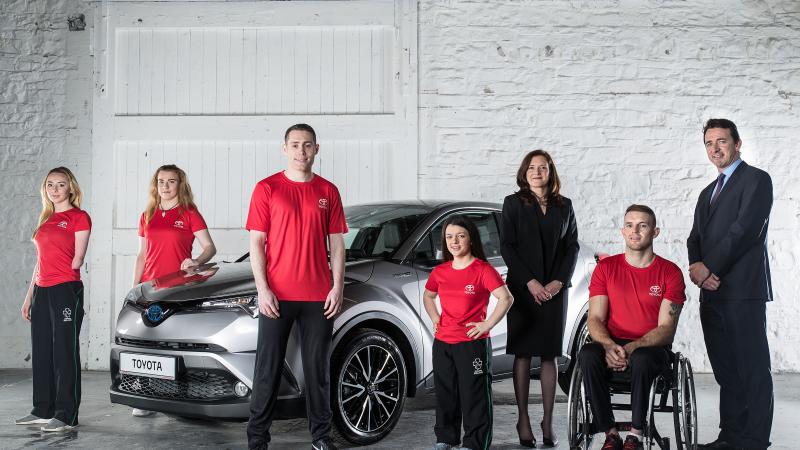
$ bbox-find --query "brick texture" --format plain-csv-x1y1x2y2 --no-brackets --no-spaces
0,0,92,368
418,0,800,371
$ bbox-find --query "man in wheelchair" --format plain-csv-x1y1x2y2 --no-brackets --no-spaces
578,205,686,450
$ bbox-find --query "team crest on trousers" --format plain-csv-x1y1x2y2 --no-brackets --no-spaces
63,307,72,322
473,357,483,375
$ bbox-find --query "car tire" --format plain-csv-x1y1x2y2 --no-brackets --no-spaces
558,316,591,394
331,328,407,446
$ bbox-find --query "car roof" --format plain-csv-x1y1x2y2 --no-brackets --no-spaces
346,199,501,210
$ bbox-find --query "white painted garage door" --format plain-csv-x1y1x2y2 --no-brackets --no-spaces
87,0,418,369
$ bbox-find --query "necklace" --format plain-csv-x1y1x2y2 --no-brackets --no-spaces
159,202,178,217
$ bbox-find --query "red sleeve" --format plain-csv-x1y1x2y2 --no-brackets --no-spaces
187,208,208,233
588,260,609,297
664,263,687,304
74,210,92,232
482,263,505,292
245,182,271,232
327,185,348,234
138,212,146,237
424,267,440,292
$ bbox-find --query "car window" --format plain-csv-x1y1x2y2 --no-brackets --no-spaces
413,210,501,267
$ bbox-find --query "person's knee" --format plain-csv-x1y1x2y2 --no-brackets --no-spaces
628,348,664,374
578,343,604,368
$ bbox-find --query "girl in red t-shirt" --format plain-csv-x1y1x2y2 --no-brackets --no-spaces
130,164,216,417
17,167,91,432
423,215,514,450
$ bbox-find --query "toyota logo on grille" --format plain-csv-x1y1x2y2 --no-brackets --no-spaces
146,304,164,322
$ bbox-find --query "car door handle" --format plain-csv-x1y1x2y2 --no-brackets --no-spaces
393,272,412,279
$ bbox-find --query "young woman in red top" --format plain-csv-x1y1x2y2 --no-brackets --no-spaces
17,167,91,432
423,215,514,450
130,164,216,417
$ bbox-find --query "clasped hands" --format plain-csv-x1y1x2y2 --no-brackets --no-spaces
603,342,637,372
688,262,720,291
527,279,562,305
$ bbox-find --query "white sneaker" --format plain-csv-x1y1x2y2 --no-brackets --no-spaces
15,414,49,425
41,418,76,432
131,408,155,417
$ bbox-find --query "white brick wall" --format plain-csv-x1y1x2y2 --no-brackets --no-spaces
2,0,799,372
0,0,93,368
418,0,800,371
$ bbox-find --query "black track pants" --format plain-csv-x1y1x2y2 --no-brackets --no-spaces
247,301,333,450
578,341,669,432
432,338,493,450
30,281,84,426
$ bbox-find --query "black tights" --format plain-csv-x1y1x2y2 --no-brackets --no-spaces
513,356,557,440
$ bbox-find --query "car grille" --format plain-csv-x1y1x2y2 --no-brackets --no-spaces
116,337,224,352
117,370,237,401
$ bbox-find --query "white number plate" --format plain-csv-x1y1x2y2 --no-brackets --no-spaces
120,353,177,380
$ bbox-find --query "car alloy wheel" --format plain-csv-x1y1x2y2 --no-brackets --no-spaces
331,329,407,445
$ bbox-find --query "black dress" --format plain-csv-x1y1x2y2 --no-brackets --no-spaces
500,193,579,358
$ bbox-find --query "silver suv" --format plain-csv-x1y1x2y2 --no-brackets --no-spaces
109,200,597,445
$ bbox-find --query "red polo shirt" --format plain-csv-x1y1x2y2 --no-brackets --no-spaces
246,172,347,301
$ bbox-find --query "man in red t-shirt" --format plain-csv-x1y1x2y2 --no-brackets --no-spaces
245,124,347,450
578,205,686,450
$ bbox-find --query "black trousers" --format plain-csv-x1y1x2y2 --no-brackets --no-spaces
700,299,772,450
432,338,493,450
578,341,669,432
247,301,333,449
30,281,84,426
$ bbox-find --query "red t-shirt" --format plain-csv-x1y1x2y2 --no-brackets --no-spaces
425,259,506,344
246,172,348,301
33,208,92,287
589,254,686,340
138,207,207,282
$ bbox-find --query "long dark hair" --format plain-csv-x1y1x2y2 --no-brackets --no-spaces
515,149,564,207
440,215,487,262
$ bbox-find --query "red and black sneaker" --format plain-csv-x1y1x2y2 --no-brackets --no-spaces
602,433,623,450
623,434,644,450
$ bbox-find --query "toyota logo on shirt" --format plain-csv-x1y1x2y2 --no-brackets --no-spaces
649,285,663,297
318,198,328,209
173,220,185,229
465,284,475,295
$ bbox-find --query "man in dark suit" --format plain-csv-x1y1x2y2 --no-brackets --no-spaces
687,118,773,450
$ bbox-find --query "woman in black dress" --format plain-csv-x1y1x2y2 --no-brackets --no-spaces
501,150,579,447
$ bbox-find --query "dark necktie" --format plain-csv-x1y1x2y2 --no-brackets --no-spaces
710,173,726,205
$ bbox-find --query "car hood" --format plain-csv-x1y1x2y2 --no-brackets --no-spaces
132,259,375,304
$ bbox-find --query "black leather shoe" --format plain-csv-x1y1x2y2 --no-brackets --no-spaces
311,437,337,450
697,438,741,450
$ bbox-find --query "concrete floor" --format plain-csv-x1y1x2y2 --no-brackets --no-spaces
0,370,796,449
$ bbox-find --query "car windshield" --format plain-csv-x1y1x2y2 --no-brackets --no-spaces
235,204,432,262
343,204,432,260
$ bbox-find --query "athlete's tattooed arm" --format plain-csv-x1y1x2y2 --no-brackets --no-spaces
622,300,683,356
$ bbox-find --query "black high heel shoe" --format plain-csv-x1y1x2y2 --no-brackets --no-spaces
540,420,558,447
516,421,536,448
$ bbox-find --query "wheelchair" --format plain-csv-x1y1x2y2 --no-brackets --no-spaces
566,349,697,450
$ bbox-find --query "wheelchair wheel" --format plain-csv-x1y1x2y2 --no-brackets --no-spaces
673,355,698,450
566,363,593,450
644,377,659,450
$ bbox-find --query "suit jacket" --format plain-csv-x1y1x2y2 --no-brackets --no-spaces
500,193,580,293
687,161,773,302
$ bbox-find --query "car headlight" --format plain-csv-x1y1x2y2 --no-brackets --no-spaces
200,295,258,317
